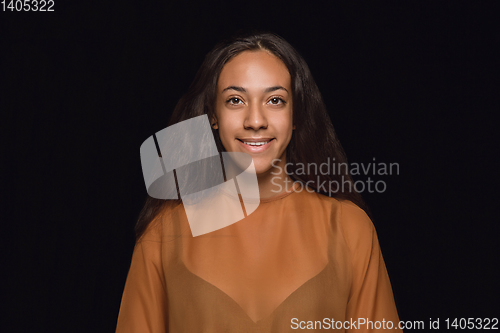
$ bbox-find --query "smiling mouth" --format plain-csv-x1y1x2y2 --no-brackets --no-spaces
237,139,274,146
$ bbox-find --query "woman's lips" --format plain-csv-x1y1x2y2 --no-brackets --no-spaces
237,138,274,153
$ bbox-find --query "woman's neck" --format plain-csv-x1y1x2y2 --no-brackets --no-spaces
256,164,295,199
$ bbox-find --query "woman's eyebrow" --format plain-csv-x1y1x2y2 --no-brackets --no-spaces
221,86,289,93
264,86,288,93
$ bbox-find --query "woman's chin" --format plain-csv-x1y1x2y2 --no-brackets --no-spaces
250,155,287,179
253,164,278,179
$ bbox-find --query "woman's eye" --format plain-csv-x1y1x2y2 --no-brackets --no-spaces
227,97,243,105
268,97,286,105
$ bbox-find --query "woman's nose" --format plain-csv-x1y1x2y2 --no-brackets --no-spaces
243,103,268,130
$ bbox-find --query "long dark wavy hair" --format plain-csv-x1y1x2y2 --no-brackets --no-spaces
135,31,368,240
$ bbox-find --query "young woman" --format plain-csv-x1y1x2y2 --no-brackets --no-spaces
116,32,402,332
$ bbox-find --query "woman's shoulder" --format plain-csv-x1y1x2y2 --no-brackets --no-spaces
338,200,373,230
295,189,374,234
300,189,369,219
333,199,376,254
137,200,186,243
303,191,375,242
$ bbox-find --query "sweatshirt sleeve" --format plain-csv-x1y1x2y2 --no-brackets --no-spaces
340,201,402,332
116,227,168,333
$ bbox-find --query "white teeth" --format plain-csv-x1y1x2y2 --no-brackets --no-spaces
243,141,269,146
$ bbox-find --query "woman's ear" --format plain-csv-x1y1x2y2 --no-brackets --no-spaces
293,124,296,130
211,116,218,129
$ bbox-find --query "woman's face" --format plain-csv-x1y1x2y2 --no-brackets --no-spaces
215,50,294,176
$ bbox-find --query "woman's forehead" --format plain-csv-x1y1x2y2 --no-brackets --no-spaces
218,50,291,93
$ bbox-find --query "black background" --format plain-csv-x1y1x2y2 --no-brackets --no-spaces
2,2,498,332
